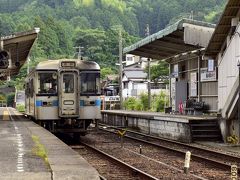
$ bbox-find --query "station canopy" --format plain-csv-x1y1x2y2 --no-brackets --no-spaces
205,0,240,58
123,18,215,60
0,29,38,78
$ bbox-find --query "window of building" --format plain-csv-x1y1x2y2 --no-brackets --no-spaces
126,57,133,61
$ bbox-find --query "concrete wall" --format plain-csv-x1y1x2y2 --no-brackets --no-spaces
101,112,192,143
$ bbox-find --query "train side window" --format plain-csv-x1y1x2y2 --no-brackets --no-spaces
80,72,100,95
25,83,30,97
30,79,34,97
38,72,57,95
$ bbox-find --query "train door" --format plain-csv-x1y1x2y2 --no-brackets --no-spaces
25,77,34,116
59,71,79,117
29,78,35,116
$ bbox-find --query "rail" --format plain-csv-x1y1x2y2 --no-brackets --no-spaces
71,143,159,180
98,124,240,172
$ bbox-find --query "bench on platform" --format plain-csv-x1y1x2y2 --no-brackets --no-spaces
184,99,204,115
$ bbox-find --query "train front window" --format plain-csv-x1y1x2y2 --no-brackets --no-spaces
38,72,57,95
63,74,74,93
81,72,100,95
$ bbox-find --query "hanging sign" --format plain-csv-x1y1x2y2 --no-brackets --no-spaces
190,72,197,97
208,59,214,72
200,68,217,82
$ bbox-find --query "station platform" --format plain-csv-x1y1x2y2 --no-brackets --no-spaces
101,110,221,143
0,107,100,180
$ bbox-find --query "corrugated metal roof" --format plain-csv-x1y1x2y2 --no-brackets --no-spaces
123,69,147,79
205,0,240,58
0,29,38,77
123,18,215,60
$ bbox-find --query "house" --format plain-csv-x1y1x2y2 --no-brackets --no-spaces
15,90,25,107
125,54,149,68
122,61,167,99
205,0,240,141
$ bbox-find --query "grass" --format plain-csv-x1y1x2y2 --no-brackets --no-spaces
32,135,50,168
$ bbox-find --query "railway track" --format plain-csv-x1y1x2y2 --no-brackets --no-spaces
85,124,234,179
98,124,240,172
77,133,228,179
71,143,159,180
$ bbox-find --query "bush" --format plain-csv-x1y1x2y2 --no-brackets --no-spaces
139,93,149,111
16,104,25,112
123,97,137,110
123,92,169,112
134,100,143,111
152,92,169,112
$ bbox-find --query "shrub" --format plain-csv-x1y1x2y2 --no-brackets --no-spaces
139,93,149,110
123,97,137,110
123,92,169,112
152,91,169,112
16,104,25,112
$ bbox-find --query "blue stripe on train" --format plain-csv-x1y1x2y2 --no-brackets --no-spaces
52,100,59,106
36,100,42,107
95,99,101,107
80,100,85,107
79,99,101,107
35,100,58,107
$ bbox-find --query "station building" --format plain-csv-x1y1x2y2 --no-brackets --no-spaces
205,0,240,142
124,18,216,113
123,0,240,142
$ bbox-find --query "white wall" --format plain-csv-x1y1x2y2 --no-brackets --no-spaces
218,23,240,111
122,80,168,99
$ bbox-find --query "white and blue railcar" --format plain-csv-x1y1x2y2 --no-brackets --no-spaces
25,59,101,136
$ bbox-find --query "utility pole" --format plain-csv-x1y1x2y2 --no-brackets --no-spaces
27,56,30,74
119,29,123,109
74,46,84,60
145,24,151,110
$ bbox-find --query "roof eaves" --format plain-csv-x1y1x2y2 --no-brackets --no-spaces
123,18,215,55
205,0,240,58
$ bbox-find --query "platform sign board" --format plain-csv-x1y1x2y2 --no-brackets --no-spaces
172,64,178,78
190,72,197,97
200,68,217,82
171,78,176,111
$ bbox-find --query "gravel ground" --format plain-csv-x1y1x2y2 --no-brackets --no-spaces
81,131,232,179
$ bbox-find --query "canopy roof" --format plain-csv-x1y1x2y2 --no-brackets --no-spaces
0,29,38,78
124,18,215,60
205,0,240,58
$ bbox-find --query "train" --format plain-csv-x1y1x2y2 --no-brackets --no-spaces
25,59,101,138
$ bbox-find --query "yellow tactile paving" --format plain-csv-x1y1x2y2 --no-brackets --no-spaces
3,110,10,120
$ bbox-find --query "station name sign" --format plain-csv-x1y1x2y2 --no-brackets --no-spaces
200,67,217,82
